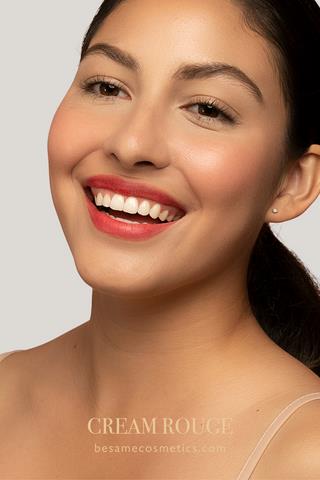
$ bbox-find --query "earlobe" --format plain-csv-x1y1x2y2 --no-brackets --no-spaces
265,144,320,223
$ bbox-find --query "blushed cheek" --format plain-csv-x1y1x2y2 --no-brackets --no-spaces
47,103,100,234
183,136,279,216
48,104,96,174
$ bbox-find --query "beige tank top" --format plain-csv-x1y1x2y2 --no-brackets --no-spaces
1,350,320,479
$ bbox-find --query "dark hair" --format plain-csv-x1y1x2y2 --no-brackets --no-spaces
80,0,320,375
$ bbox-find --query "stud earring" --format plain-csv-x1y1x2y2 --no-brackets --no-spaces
272,208,278,214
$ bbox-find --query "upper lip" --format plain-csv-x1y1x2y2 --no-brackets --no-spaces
84,174,187,214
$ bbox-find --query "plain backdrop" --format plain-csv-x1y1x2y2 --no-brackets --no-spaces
1,1,319,352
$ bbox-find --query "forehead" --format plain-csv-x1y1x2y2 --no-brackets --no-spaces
86,0,283,109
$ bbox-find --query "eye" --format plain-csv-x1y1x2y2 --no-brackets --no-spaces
80,76,240,126
80,76,127,99
185,97,238,125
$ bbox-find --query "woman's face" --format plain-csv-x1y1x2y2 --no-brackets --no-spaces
47,0,287,297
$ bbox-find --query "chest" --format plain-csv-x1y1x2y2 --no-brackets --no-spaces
0,407,275,479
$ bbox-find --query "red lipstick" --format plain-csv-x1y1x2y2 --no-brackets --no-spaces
85,174,187,214
82,174,186,241
84,195,178,241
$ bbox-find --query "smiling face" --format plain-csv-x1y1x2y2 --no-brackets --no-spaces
47,0,288,297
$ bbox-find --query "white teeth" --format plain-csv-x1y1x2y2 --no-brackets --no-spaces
159,210,169,221
93,190,183,222
107,213,141,224
102,193,111,208
137,199,151,216
123,196,139,214
96,192,104,206
110,194,125,211
149,203,161,219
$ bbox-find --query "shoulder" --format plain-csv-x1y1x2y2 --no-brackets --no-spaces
0,349,33,439
0,321,87,378
252,388,320,479
0,346,53,415
284,399,320,477
0,349,23,363
0,326,87,412
0,341,70,435
0,349,33,401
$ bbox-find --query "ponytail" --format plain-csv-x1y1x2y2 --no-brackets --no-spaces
247,223,320,376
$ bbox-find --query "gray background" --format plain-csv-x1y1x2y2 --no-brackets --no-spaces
1,1,319,352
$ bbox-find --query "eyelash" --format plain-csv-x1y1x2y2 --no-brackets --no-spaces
79,76,238,126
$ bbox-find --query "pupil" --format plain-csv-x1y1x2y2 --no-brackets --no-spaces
100,83,117,96
199,104,218,118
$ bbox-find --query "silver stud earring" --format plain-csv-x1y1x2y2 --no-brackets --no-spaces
272,208,278,214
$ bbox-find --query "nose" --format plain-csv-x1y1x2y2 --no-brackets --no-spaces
101,102,171,171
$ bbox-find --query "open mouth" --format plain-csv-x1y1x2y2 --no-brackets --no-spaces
84,187,184,224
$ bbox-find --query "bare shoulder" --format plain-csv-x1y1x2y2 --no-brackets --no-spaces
282,398,320,478
0,320,87,375
252,377,320,479
0,322,88,412
283,403,319,478
0,325,80,404
0,329,86,459
0,349,29,393
0,349,34,443
0,348,41,408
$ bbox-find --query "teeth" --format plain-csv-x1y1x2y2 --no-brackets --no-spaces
92,189,184,222
96,192,104,206
110,194,125,211
123,196,139,214
137,199,151,216
108,213,146,224
149,203,161,219
159,210,169,221
102,193,111,208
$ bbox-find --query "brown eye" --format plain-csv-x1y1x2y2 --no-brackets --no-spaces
97,82,121,97
80,77,127,99
199,103,223,119
186,99,236,124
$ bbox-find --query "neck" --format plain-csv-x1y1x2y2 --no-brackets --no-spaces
78,274,269,415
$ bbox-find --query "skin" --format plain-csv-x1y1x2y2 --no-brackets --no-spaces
1,0,320,478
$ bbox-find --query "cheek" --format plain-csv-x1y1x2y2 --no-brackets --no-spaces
47,102,103,241
182,132,280,216
47,103,99,174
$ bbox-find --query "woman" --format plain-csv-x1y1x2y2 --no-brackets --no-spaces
1,0,320,478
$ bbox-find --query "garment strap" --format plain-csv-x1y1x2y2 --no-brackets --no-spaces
0,350,22,363
236,392,320,480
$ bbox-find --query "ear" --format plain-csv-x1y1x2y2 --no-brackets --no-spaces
265,144,320,223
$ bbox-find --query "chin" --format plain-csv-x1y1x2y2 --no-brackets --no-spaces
71,248,175,299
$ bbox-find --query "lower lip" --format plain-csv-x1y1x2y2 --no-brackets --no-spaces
84,193,180,241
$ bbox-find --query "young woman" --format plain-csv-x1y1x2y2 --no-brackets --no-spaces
1,0,320,478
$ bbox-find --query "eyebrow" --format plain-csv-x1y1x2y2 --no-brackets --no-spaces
81,42,264,104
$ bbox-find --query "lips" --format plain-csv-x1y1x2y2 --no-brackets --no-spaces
83,189,179,240
84,174,187,215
